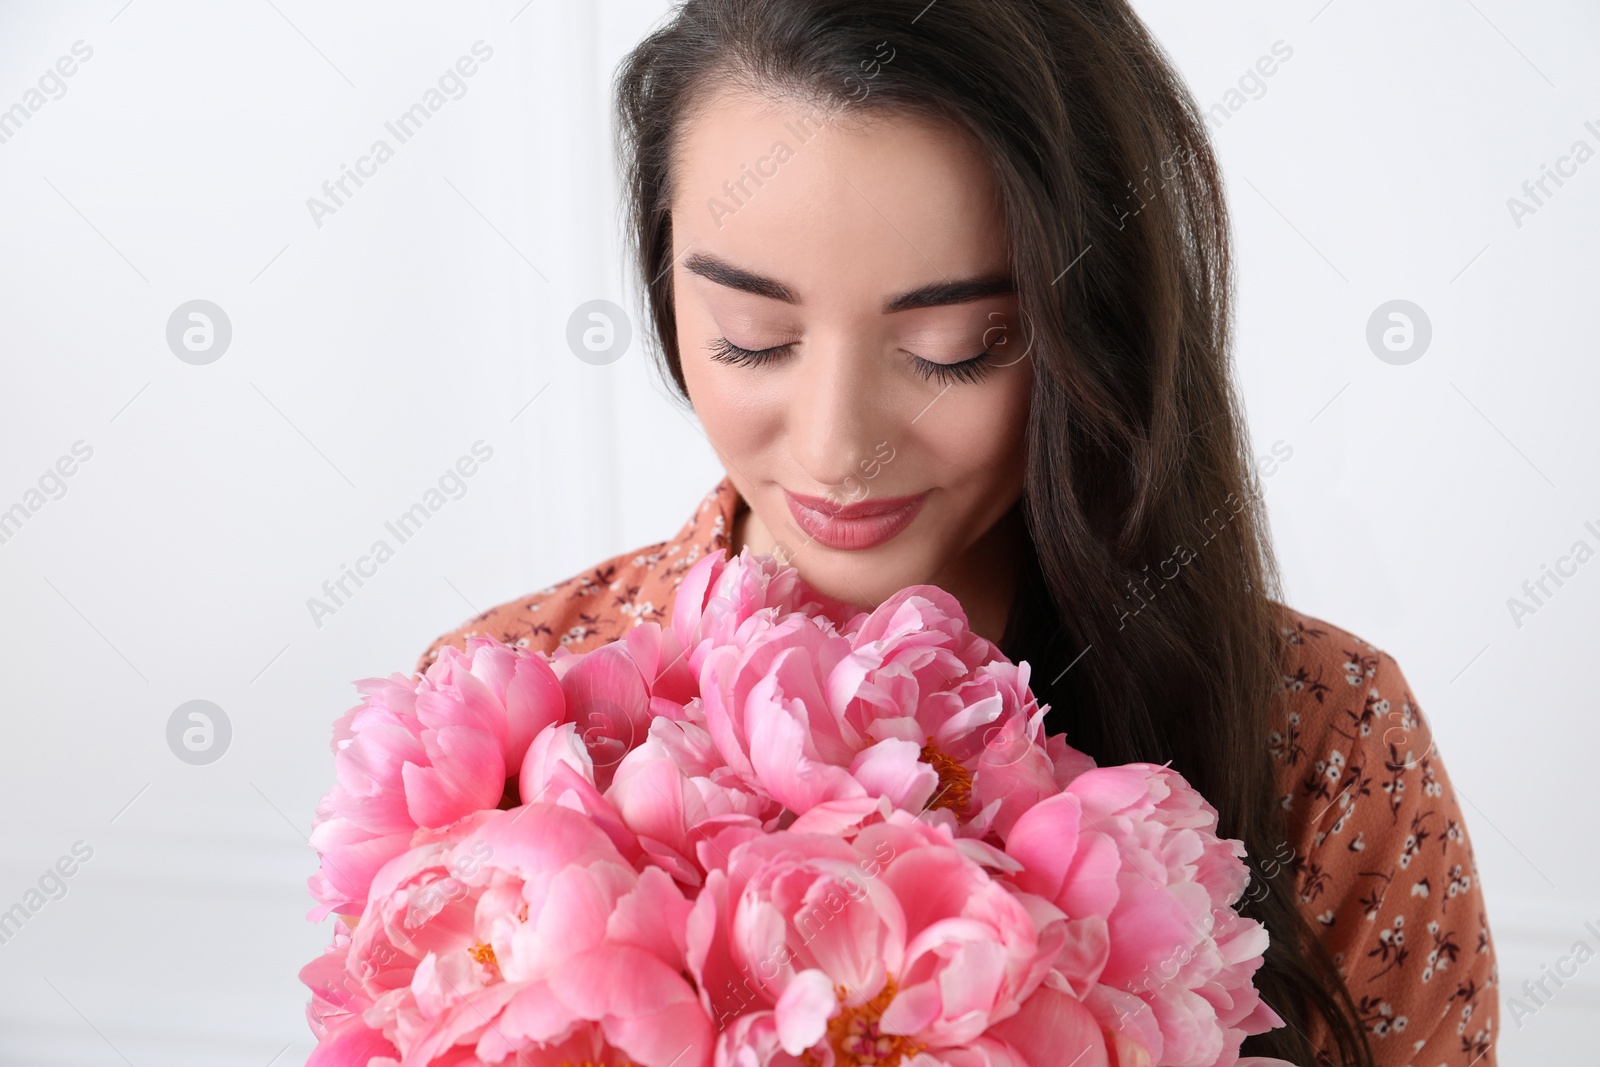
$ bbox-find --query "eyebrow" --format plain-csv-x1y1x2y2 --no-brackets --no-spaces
682,252,1015,313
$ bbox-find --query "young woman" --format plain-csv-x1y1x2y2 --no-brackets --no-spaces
420,2,1499,1063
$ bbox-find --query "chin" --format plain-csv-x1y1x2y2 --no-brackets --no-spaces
791,544,938,611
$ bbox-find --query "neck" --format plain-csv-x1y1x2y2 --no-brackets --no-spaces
928,502,1027,645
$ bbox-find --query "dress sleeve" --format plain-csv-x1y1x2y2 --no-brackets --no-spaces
1276,638,1500,1065
411,560,645,676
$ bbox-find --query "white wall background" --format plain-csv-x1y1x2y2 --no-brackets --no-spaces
0,1,1592,1063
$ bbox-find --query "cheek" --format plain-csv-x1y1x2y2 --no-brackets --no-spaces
677,317,782,456
687,367,778,450
909,369,1032,485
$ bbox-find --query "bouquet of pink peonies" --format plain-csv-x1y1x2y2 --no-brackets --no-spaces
300,548,1303,1067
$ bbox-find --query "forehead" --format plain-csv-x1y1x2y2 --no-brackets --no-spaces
670,87,1010,305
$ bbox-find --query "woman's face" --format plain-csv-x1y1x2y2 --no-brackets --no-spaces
670,87,1032,611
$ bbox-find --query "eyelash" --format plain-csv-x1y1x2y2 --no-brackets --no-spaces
704,337,997,386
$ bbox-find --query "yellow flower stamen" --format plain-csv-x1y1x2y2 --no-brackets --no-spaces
919,740,973,815
802,977,923,1067
468,941,498,970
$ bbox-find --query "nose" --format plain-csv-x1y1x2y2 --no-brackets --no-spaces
786,334,882,494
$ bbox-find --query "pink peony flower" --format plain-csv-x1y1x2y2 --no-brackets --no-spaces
1003,792,1124,1003
306,640,567,919
672,547,860,674
696,613,868,814
690,561,1071,840
686,811,1072,1066
308,629,685,920
299,923,401,1065
328,804,713,1067
301,546,1304,1067
605,716,775,885
532,639,655,794
1046,764,1288,1067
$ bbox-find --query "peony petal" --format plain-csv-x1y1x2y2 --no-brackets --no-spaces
986,985,1111,1067
848,737,938,811
304,1016,399,1067
501,652,567,773
402,725,505,827
774,968,838,1055
747,685,867,813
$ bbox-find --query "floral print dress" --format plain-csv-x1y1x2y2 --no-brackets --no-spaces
418,476,1500,1067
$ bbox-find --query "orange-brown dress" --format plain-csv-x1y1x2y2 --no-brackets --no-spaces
417,476,1500,1067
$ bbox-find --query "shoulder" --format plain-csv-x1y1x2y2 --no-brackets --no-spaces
1267,605,1430,845
413,481,739,675
1268,604,1499,1062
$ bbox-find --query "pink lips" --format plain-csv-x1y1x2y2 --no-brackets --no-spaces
783,487,929,551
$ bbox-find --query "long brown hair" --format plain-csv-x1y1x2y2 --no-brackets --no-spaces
614,2,1372,1063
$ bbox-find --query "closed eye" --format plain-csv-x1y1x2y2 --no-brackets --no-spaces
706,336,997,386
705,336,791,367
904,347,996,385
